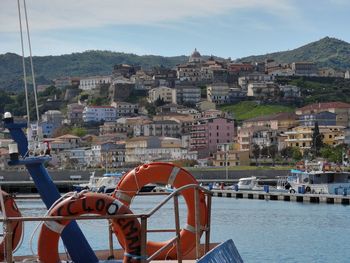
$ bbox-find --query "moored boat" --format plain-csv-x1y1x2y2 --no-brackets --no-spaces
284,161,350,194
73,171,156,194
237,176,264,191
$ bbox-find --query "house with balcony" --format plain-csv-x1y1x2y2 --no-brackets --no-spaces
67,103,84,125
190,117,235,158
137,120,181,138
45,134,81,153
79,75,112,91
148,86,176,104
82,106,116,123
125,136,196,164
175,85,201,105
251,129,279,149
111,101,139,117
247,82,279,100
213,143,250,167
284,125,345,154
207,83,230,105
296,102,350,127
291,62,317,76
89,141,126,168
41,110,64,136
299,111,337,127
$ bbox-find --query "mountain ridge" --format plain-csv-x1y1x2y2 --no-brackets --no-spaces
1,36,350,91
238,37,350,70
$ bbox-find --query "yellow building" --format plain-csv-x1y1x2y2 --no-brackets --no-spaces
284,126,345,154
213,143,250,166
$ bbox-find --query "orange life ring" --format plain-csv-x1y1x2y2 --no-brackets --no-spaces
37,192,142,263
0,190,23,261
113,162,207,260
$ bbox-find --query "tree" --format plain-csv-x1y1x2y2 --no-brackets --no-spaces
71,127,87,137
268,145,278,166
154,97,166,107
0,90,14,114
320,144,346,164
292,147,303,161
281,146,294,162
260,146,269,158
312,121,323,156
252,144,260,166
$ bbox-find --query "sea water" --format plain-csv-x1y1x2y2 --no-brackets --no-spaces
12,196,350,263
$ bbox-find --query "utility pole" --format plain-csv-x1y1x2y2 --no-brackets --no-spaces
224,143,229,180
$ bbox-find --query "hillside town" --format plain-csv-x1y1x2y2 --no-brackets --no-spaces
1,49,350,171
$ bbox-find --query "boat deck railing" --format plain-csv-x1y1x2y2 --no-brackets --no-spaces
0,184,213,263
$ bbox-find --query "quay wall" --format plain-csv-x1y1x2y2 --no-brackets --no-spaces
0,169,290,181
0,168,290,193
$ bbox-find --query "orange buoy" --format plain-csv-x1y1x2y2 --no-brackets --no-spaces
0,190,23,261
37,192,142,263
113,162,207,260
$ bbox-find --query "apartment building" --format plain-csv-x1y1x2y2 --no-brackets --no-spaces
82,106,116,123
79,75,111,91
190,117,235,157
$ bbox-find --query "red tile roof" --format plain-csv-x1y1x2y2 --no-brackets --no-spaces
88,105,115,109
298,102,350,111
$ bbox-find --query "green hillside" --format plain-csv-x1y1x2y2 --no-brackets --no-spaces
239,37,350,70
220,101,295,121
0,51,188,91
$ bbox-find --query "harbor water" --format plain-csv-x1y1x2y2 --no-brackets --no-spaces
11,195,350,263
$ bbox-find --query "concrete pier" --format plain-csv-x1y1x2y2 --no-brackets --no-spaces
212,190,350,205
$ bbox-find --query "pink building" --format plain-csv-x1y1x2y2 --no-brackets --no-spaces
190,117,234,157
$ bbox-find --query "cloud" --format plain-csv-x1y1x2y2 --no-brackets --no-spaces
0,0,298,33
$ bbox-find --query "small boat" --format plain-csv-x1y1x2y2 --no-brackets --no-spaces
237,176,264,191
285,161,350,194
74,171,156,193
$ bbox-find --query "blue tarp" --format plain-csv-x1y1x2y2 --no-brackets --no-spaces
198,239,244,263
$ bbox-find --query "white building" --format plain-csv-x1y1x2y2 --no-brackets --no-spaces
175,85,201,105
79,75,112,91
111,101,139,117
148,86,176,104
64,147,91,168
41,110,64,127
125,136,197,163
82,106,116,123
207,83,230,105
238,73,274,90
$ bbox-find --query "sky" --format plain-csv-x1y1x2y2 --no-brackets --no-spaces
0,0,349,59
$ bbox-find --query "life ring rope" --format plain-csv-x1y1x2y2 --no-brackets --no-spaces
168,166,180,185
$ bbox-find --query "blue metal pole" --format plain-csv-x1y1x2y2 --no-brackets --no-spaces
4,119,98,263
